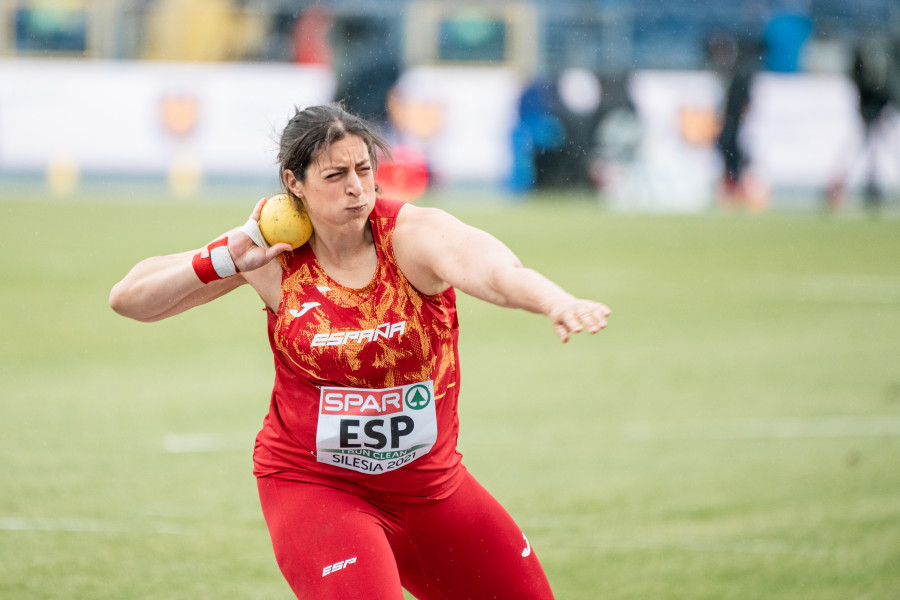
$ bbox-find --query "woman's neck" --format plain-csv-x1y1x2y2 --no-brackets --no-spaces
308,225,377,289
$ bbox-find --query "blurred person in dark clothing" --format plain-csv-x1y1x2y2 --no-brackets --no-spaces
826,36,899,212
715,37,769,211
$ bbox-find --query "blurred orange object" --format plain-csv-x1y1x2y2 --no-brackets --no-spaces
376,145,428,202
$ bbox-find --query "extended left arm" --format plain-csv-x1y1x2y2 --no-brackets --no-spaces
394,206,610,342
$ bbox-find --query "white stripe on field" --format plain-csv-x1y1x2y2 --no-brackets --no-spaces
522,514,832,557
620,415,900,442
599,538,829,556
162,432,253,453
0,517,187,534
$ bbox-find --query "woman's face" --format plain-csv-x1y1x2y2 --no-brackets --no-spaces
285,134,376,235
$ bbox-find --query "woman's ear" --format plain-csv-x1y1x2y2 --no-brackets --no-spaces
283,169,303,197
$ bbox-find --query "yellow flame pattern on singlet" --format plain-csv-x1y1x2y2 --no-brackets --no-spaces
272,203,458,397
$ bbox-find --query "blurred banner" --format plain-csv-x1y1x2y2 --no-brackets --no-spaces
746,73,898,190
389,66,522,186
0,59,335,180
615,70,895,211
622,70,724,212
2,59,891,208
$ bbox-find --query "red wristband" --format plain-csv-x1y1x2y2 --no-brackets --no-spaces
192,237,239,284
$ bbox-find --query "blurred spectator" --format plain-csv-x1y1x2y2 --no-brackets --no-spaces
383,80,443,199
292,4,333,66
763,0,812,73
715,36,769,211
332,15,400,126
555,68,605,190
509,69,609,193
508,78,566,193
261,4,332,64
826,36,899,211
262,9,296,62
706,31,739,79
590,73,641,194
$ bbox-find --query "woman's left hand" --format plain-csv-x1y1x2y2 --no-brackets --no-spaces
547,298,611,343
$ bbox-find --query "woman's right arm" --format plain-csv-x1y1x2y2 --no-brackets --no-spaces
109,250,246,322
109,199,292,322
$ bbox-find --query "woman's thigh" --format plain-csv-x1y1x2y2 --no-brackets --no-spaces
257,477,405,600
389,472,555,600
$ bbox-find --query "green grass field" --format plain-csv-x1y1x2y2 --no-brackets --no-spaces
1,189,899,599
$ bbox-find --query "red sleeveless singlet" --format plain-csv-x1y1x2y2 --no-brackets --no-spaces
253,198,465,502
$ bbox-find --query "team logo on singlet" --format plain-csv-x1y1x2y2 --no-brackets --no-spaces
310,321,406,347
316,381,437,474
289,302,320,318
405,384,432,410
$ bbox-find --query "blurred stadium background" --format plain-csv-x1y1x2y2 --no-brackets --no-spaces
1,0,899,211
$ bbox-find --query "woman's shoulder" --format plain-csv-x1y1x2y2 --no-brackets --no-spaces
393,202,454,229
390,204,459,297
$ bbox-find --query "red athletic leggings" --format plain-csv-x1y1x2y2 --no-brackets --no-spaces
257,470,555,599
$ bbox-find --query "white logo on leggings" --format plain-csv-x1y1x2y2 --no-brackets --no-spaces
521,533,532,558
323,557,357,577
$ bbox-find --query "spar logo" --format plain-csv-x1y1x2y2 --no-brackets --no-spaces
405,384,432,410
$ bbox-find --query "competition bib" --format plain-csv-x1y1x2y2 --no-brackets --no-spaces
316,381,437,474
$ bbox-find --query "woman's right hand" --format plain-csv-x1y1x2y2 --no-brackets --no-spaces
110,198,292,322
227,198,294,273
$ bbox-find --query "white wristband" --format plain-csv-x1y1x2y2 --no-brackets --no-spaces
210,245,238,278
239,218,269,248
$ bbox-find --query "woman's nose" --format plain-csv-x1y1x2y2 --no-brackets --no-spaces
346,171,363,196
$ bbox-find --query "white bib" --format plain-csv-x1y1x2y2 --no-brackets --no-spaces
315,381,437,474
